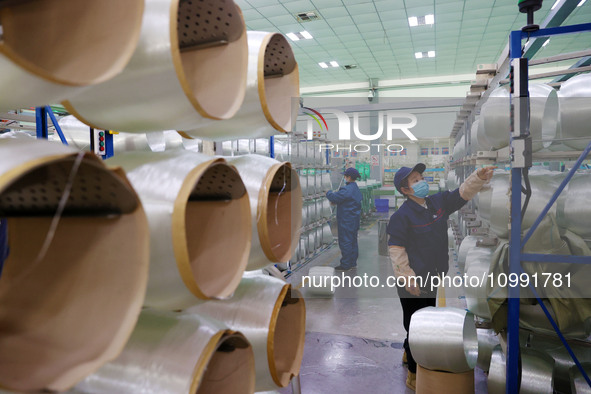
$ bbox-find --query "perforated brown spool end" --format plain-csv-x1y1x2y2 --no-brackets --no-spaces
0,0,144,85
0,154,149,391
174,0,248,120
259,33,300,133
258,163,302,263
176,160,251,299
194,331,255,394
267,285,306,387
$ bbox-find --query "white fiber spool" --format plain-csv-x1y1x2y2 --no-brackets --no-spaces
108,151,251,308
307,173,317,195
476,329,500,372
480,84,558,151
226,155,302,270
273,137,291,162
63,0,248,134
306,266,336,296
558,174,591,239
321,198,332,219
448,227,455,249
72,310,255,394
0,0,143,111
457,236,480,266
144,130,184,152
308,231,316,254
469,118,489,153
464,246,495,320
321,171,332,192
301,204,309,227
298,236,308,262
186,274,306,391
559,73,591,150
453,135,465,159
315,226,322,250
0,139,149,392
530,334,591,394
409,307,478,373
488,346,554,394
321,222,334,244
182,31,299,140
570,362,591,394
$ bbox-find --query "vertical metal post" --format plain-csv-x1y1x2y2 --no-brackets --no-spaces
35,107,48,139
291,374,302,394
269,136,275,158
104,131,114,159
507,29,526,394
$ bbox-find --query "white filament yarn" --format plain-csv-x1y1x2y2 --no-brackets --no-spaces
185,274,305,391
409,307,478,373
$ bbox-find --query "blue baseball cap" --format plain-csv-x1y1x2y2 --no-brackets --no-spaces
394,163,426,193
341,167,361,180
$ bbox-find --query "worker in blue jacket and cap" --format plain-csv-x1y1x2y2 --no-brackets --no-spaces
326,167,363,271
387,163,495,391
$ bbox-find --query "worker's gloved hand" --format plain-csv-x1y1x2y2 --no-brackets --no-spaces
477,166,496,181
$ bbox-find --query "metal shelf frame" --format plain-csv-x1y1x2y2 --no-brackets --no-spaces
507,22,591,394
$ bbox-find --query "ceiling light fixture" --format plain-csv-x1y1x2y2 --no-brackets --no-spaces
551,0,560,10
301,30,313,39
428,51,436,58
409,14,434,27
319,62,329,68
542,38,550,47
415,52,423,59
286,31,313,41
330,61,339,67
578,0,586,6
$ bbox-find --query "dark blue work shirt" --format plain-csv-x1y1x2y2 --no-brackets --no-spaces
387,189,467,278
326,182,362,230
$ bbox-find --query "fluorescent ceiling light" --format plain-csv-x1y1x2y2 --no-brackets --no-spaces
301,30,313,39
415,52,423,59
578,0,587,6
286,32,299,41
330,61,339,67
542,38,550,47
425,14,435,25
319,62,329,68
551,0,560,10
428,51,436,58
408,16,418,27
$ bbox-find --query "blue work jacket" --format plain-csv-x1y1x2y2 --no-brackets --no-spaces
387,189,467,278
326,182,362,230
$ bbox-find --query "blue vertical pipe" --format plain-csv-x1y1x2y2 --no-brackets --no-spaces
269,136,275,159
104,131,114,159
45,106,68,145
507,29,524,394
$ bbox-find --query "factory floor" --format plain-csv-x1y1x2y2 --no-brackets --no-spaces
277,211,488,394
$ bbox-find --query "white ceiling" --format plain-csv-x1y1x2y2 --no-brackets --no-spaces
237,0,591,88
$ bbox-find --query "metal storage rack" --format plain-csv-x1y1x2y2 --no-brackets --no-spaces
448,14,591,393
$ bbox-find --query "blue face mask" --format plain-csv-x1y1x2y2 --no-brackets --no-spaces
411,180,429,198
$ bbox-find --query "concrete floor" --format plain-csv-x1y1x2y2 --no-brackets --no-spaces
279,211,488,394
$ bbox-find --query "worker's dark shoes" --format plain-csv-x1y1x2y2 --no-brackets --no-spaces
402,351,408,365
334,265,355,271
406,371,416,391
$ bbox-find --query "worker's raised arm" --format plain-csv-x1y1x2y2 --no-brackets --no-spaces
459,166,495,201
326,185,351,204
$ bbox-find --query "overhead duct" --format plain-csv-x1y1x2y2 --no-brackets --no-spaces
0,138,149,391
72,310,255,394
0,0,143,111
560,73,591,150
63,0,248,133
479,84,558,151
107,150,251,308
186,274,306,391
180,31,300,140
409,307,478,373
225,155,302,270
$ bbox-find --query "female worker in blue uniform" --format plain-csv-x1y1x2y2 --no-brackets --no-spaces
326,167,363,271
387,163,495,391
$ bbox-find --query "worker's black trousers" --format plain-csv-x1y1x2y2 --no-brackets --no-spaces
397,286,436,374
